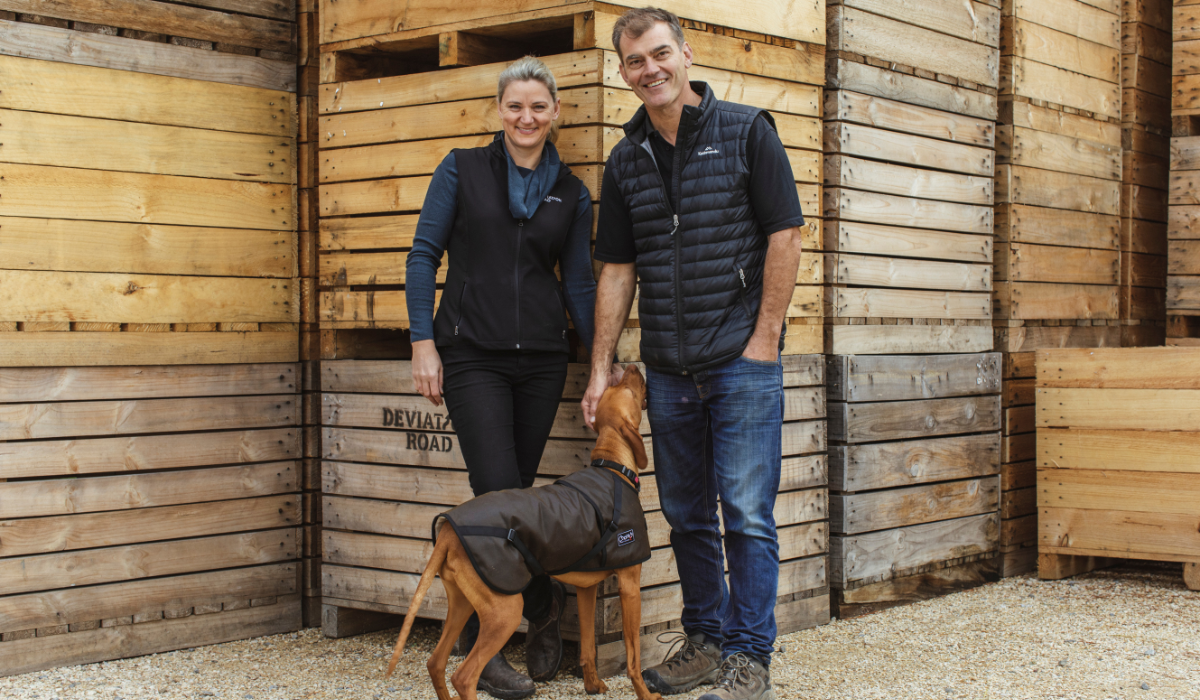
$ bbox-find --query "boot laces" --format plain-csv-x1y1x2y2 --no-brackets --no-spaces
655,631,701,670
713,653,755,691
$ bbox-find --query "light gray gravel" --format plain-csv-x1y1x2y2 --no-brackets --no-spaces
4,562,1196,700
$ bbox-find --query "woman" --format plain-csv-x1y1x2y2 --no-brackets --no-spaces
405,56,597,699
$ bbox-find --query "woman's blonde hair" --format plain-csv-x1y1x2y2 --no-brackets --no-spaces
496,55,560,144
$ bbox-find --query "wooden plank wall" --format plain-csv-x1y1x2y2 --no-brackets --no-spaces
822,0,1004,613
0,5,301,367
1171,0,1200,344
994,0,1127,577
1035,347,1200,589
319,357,828,677
0,3,308,672
1121,0,1171,345
0,365,303,676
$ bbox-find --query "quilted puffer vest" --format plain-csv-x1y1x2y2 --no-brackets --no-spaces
606,82,770,374
433,466,651,595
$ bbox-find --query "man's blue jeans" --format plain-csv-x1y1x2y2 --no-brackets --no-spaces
646,354,783,663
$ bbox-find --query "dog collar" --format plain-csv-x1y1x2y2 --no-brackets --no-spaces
590,459,639,491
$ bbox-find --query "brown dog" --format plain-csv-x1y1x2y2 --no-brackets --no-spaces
386,365,661,700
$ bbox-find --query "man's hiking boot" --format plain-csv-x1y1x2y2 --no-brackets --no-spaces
477,651,536,700
641,631,722,694
524,581,565,682
697,652,774,700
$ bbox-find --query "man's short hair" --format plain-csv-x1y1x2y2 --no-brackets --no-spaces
611,7,686,61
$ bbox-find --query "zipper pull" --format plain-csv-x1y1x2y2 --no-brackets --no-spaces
454,326,459,336
670,214,679,236
739,268,746,288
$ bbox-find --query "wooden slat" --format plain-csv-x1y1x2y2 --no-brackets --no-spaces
1036,347,1200,388
827,353,1000,402
828,288,990,319
1000,56,1119,117
828,253,991,292
832,0,1000,45
0,19,295,92
0,0,296,52
995,204,1119,249
0,462,297,519
826,324,993,355
995,166,1120,215
995,244,1119,285
1005,0,1119,48
831,476,999,534
0,164,294,231
0,529,296,599
823,157,993,205
825,123,994,177
1040,507,1200,560
0,364,297,403
0,108,294,184
1003,100,1119,145
830,513,998,586
0,596,300,678
830,433,999,491
0,563,297,633
1036,388,1200,430
320,215,418,251
0,54,293,136
0,332,298,367
0,270,298,324
826,221,991,263
825,91,994,148
0,494,298,558
825,188,993,233
0,218,293,278
997,125,1120,180
829,395,1000,443
1038,469,1200,516
1038,428,1200,473
828,59,997,120
0,427,298,481
1003,18,1119,83
0,394,297,441
994,324,1121,353
827,5,999,87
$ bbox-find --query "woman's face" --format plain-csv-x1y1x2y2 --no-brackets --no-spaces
498,79,560,153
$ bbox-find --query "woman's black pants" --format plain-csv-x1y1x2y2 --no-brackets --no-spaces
440,343,569,645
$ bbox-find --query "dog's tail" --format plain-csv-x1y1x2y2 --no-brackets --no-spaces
385,522,451,677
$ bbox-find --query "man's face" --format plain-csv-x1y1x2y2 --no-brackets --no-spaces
617,22,692,111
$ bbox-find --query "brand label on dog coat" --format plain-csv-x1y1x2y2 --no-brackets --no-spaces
617,529,636,546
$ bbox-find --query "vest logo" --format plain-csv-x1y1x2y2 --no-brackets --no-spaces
544,195,562,203
617,529,636,546
697,145,720,156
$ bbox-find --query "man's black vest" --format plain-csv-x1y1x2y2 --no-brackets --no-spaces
432,135,583,353
606,82,771,375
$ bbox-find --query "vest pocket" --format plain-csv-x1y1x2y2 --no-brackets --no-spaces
732,260,753,318
453,281,468,336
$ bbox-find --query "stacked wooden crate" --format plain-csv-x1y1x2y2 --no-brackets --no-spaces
1036,347,1200,591
314,0,830,666
993,0,1124,576
0,4,304,672
319,357,827,674
1120,0,1171,346
1170,0,1200,344
823,0,1003,614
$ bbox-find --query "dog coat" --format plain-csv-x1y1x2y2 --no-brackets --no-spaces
433,463,651,595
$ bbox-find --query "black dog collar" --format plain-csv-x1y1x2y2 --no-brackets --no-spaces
590,459,640,491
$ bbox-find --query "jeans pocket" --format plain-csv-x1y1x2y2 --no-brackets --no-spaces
739,354,780,367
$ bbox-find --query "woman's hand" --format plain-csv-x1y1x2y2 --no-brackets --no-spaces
411,339,444,406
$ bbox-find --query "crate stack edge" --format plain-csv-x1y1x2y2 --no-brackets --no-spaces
1170,0,1200,343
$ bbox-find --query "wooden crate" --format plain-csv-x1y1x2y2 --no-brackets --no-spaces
0,11,300,367
1171,0,1200,345
996,351,1037,576
0,364,304,676
1036,347,1200,590
1118,0,1171,339
315,2,827,358
823,0,999,356
319,356,828,675
826,353,1002,616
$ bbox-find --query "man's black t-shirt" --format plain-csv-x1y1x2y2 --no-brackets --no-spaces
594,113,805,264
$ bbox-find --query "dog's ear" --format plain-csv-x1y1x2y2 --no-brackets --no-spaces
618,419,648,473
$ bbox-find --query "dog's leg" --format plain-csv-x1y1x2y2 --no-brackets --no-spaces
450,592,523,700
428,576,474,700
387,525,453,677
617,565,661,700
575,583,608,695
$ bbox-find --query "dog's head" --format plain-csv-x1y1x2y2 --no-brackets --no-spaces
592,365,648,473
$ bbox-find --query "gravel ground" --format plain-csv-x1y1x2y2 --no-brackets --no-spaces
4,562,1197,700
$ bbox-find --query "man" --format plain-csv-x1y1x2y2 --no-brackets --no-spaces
580,8,805,700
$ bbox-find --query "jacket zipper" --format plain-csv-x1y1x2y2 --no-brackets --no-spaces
668,121,694,374
454,281,467,336
514,219,524,349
